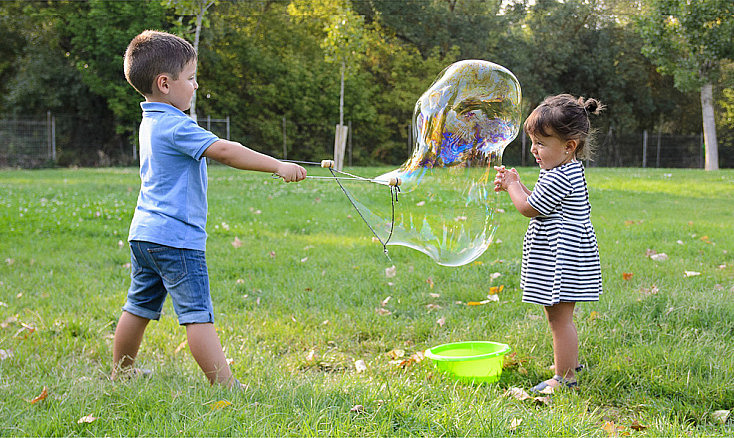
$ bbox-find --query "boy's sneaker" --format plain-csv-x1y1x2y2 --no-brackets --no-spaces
112,367,153,381
133,367,154,378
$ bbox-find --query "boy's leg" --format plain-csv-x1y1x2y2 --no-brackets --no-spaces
112,311,150,379
543,302,578,385
185,322,237,387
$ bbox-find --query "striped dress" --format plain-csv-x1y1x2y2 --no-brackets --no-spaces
521,161,602,306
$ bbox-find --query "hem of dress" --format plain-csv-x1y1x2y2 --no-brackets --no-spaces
522,297,601,306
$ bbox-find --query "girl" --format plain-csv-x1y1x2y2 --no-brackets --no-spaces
494,94,604,392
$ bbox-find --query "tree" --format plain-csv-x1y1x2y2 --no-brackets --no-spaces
637,0,734,170
288,0,366,169
164,0,217,121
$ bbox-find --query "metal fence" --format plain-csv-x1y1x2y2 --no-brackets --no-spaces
502,130,719,168
1,113,731,169
0,113,56,167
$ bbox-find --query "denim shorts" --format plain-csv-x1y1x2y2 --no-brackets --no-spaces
123,240,214,325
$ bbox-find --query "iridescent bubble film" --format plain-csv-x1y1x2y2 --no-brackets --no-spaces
353,60,522,266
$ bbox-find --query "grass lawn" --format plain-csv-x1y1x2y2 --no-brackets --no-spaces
0,165,732,436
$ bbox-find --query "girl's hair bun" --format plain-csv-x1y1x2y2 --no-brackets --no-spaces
578,97,605,115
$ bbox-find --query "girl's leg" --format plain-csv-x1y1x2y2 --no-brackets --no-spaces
543,302,578,386
112,311,150,379
185,322,237,387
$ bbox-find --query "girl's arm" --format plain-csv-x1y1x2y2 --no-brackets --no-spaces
494,166,539,218
203,139,306,182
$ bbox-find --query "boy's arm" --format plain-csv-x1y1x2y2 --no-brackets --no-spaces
202,140,306,182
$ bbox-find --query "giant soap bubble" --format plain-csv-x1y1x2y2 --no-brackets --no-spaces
347,60,522,266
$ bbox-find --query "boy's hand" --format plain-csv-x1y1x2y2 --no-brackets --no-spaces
275,162,307,182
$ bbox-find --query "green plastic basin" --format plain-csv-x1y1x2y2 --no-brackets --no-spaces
425,341,510,383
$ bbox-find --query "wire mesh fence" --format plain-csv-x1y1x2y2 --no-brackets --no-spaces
1,113,732,169
0,114,56,168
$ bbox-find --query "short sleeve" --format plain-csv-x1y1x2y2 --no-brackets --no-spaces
527,169,573,216
171,117,219,160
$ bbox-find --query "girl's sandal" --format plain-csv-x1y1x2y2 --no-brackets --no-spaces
531,374,578,394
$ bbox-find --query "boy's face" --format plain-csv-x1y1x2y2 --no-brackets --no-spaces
156,60,198,111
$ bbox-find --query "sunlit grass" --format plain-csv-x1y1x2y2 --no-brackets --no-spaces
0,166,732,436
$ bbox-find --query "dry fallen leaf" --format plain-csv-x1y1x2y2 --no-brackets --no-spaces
426,277,434,288
684,270,701,277
436,316,446,327
429,292,440,298
622,272,634,280
77,414,97,424
210,400,233,410
650,253,668,261
488,285,504,295
712,410,731,424
385,265,397,278
306,350,316,361
28,386,48,404
231,237,243,248
381,296,392,307
639,285,660,298
504,387,531,401
387,349,405,359
14,322,36,339
502,387,549,405
350,404,364,413
602,421,620,437
174,340,187,354
426,303,441,311
355,359,367,373
1,315,18,328
376,308,392,316
630,420,647,431
509,418,523,431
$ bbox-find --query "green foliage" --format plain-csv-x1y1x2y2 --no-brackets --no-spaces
1,0,732,166
0,166,732,435
636,0,734,91
63,0,173,134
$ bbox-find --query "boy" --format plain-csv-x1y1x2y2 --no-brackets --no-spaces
113,30,306,388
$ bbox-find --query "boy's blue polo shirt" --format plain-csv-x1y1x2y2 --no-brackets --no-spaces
128,102,219,251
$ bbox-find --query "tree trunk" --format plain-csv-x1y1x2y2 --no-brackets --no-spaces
700,83,719,171
190,9,203,122
339,61,345,127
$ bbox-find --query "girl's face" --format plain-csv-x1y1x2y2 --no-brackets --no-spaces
528,129,576,170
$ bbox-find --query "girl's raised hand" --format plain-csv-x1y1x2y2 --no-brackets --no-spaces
493,166,520,192
493,166,507,192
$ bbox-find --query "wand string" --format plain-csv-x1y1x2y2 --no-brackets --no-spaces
281,159,398,260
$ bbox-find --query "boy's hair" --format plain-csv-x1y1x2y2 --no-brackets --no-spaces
524,94,605,161
124,30,197,96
